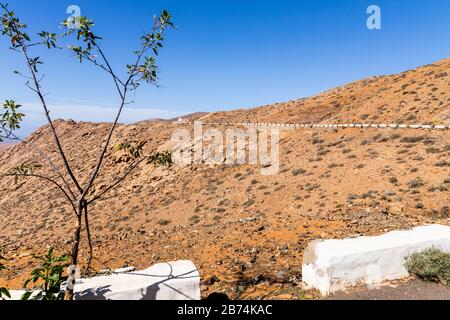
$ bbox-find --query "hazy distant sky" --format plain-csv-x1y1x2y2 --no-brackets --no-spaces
1,0,449,137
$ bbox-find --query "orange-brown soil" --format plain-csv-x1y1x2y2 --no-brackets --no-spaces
0,143,13,154
0,58,449,299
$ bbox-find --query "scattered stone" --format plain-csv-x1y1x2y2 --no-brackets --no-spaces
202,275,220,286
114,266,136,273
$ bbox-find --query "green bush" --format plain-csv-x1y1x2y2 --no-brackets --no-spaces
148,151,173,167
404,247,450,287
21,248,70,300
158,219,171,226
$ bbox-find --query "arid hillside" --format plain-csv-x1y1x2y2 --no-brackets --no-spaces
201,58,449,125
0,58,449,299
0,143,13,154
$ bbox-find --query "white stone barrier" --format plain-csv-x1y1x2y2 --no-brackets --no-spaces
302,225,450,296
7,260,200,301
176,121,450,131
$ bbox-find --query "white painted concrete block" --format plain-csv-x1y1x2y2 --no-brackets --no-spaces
7,261,200,301
302,225,450,296
74,260,200,300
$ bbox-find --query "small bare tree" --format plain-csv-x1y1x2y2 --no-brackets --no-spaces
0,3,174,300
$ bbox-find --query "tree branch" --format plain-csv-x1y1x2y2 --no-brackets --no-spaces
92,41,124,100
3,4,83,194
81,54,125,87
3,173,77,215
8,132,76,201
81,92,128,200
87,156,148,206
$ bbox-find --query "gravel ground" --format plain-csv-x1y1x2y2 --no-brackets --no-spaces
324,279,450,300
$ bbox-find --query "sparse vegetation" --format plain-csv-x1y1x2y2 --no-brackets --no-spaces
389,177,398,184
408,178,424,189
147,151,173,167
292,168,306,176
405,247,450,287
158,219,171,226
189,215,200,224
243,199,255,207
401,136,424,143
435,160,450,167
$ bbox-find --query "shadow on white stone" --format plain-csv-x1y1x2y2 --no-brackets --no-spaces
7,260,200,301
74,260,200,300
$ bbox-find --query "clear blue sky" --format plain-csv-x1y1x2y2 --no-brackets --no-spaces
1,0,449,137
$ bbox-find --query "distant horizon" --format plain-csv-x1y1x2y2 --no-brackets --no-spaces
4,54,450,139
1,0,449,138
2,54,447,140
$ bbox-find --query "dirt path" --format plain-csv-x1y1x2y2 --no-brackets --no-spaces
324,279,450,300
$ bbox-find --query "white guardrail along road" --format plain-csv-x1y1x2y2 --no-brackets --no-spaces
175,120,450,131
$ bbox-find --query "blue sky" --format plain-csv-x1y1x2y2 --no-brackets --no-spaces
1,0,449,137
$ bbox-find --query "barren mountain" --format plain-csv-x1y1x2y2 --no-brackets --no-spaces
0,58,449,299
0,143,13,154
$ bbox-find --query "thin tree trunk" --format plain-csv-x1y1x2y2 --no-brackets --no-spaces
65,201,84,300
84,204,94,275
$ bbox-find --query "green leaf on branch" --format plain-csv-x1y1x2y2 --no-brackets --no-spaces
38,31,58,49
0,99,24,142
10,162,42,176
115,140,146,163
21,247,69,301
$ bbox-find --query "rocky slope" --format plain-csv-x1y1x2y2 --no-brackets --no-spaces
0,58,449,299
0,143,13,154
